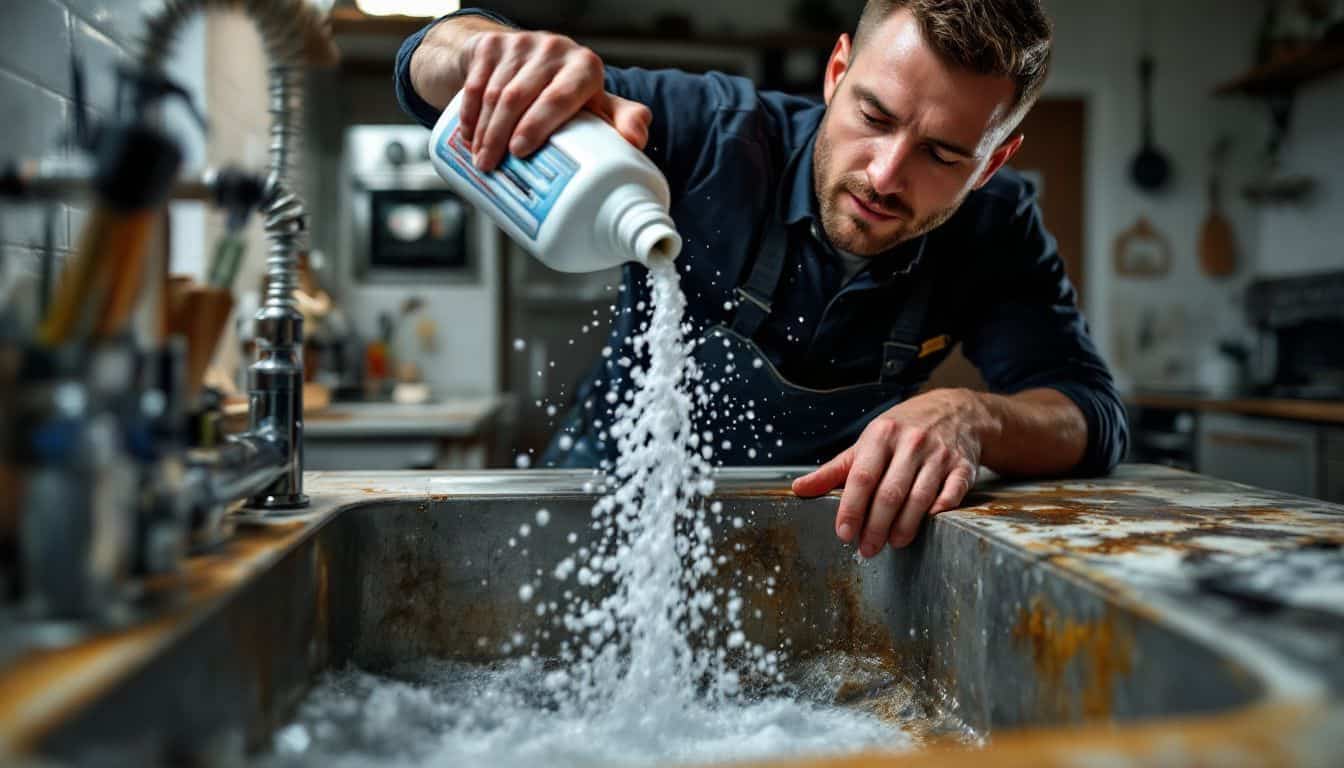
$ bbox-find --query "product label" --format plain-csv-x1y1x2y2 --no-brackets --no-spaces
435,114,579,240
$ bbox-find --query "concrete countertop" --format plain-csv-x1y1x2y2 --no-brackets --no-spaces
2,465,1342,765
302,396,506,439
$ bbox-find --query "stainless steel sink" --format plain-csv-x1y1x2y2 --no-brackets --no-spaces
25,468,1297,765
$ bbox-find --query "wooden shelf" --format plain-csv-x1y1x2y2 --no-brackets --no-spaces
1216,37,1344,96
1128,393,1344,426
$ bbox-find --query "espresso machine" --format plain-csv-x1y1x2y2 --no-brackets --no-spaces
1246,270,1344,400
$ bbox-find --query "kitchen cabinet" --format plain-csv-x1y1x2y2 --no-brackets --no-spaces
303,399,504,471
1129,397,1344,503
1197,412,1319,498
1324,429,1344,504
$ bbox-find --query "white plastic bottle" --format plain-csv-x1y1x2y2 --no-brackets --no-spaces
428,91,681,273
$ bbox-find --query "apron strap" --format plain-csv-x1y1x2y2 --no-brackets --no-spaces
730,176,791,340
728,149,935,386
731,222,788,339
879,269,935,384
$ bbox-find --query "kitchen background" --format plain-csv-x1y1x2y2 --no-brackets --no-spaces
1,0,1341,498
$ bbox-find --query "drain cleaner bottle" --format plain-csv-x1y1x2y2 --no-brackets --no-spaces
429,91,681,273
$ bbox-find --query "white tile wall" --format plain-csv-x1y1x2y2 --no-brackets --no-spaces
1,0,72,95
65,0,142,48
0,0,206,331
71,17,130,119
0,70,70,253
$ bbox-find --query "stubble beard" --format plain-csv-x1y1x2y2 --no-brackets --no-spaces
812,110,963,257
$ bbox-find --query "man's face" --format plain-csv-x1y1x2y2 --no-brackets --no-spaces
814,10,1023,256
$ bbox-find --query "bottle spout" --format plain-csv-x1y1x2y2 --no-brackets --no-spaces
608,184,682,268
634,218,681,266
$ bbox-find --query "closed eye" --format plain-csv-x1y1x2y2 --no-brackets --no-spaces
925,145,957,167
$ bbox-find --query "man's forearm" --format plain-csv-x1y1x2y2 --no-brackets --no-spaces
974,388,1088,476
409,15,510,112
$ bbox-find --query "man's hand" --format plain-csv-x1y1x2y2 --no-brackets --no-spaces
435,27,651,171
792,389,991,557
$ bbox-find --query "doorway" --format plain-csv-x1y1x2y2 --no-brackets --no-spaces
923,96,1088,392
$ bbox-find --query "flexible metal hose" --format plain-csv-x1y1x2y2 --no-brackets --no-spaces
138,0,328,309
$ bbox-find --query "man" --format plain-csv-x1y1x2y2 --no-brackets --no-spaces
395,1,1128,557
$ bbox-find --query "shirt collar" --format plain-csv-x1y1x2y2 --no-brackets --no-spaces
781,109,929,281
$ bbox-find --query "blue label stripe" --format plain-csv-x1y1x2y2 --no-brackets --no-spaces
435,114,579,240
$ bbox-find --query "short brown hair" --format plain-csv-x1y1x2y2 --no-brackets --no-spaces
853,0,1053,133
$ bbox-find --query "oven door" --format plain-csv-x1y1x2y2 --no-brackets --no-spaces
353,175,479,284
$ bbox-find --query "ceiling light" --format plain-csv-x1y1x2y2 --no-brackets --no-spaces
354,0,457,16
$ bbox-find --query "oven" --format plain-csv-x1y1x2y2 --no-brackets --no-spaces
346,125,479,284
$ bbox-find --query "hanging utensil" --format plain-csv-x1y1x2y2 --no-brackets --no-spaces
1113,216,1172,278
1199,138,1237,277
1130,55,1172,192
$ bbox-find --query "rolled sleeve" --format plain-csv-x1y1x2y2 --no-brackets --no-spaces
1040,378,1129,476
960,184,1129,476
394,8,517,128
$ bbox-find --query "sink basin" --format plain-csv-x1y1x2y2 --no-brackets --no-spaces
11,467,1341,765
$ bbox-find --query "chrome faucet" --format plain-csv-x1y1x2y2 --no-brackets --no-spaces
138,0,335,511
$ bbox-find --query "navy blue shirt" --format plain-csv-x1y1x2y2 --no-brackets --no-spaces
395,10,1128,475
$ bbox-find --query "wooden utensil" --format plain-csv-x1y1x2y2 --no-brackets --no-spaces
166,277,234,401
1199,139,1237,277
1113,216,1172,277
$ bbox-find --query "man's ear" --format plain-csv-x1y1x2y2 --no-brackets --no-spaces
973,132,1024,189
823,34,853,106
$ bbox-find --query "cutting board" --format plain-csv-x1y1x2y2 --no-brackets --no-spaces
1199,138,1237,277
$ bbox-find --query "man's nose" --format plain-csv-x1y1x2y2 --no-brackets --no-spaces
866,134,914,198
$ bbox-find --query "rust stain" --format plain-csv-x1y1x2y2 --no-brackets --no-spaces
0,617,170,753
965,483,1136,504
314,545,331,640
230,588,274,741
962,485,1145,527
977,505,1085,526
711,524,910,691
372,526,510,662
1048,528,1331,558
718,487,842,500
733,488,801,498
824,570,896,658
1012,598,1134,720
0,515,317,753
962,479,1333,531
377,540,452,651
730,700,1318,768
960,478,1343,563
718,525,805,617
